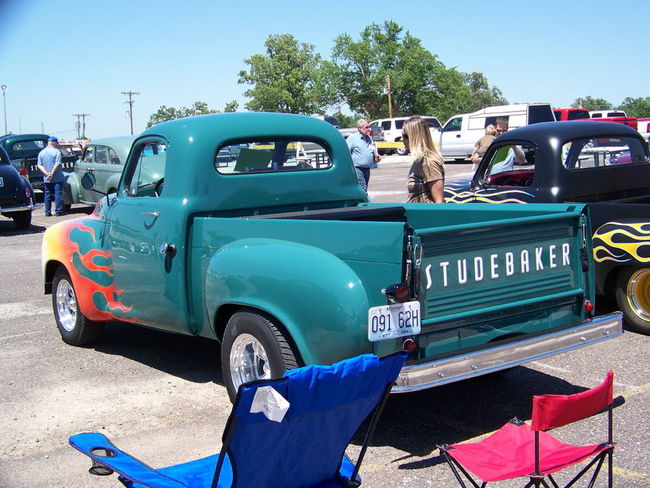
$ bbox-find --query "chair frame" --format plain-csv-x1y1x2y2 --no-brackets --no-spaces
210,375,397,488
439,372,615,488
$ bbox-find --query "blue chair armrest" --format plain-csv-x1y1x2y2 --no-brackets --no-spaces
69,433,187,488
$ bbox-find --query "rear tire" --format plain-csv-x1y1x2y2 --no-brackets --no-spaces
615,267,650,335
12,211,31,229
52,267,104,345
221,310,298,402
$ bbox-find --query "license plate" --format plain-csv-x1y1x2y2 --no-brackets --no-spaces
368,300,421,342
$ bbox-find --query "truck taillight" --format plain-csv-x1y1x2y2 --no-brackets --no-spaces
402,338,417,352
382,283,410,303
584,300,594,314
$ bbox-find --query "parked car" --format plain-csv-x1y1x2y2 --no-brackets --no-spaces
0,145,36,229
0,134,76,192
371,116,441,155
63,136,135,209
444,121,650,334
437,103,555,161
553,108,590,120
588,110,638,130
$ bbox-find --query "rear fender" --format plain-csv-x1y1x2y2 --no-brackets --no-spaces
205,238,372,365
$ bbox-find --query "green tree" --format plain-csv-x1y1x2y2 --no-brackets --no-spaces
147,101,217,127
238,34,325,114
223,100,239,112
324,21,505,122
571,96,612,111
618,96,650,118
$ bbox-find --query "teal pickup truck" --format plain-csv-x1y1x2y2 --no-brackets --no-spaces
42,113,622,400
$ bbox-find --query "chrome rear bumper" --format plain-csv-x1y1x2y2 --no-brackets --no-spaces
394,312,623,392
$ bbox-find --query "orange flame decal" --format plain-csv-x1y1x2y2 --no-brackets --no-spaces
43,217,138,322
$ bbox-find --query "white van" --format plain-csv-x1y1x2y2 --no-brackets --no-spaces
370,116,441,154
437,103,554,160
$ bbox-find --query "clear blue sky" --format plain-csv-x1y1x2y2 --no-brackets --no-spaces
1,0,648,139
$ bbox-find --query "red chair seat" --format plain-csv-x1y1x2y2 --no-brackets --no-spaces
447,421,611,482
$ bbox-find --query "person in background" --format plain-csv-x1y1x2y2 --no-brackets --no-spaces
347,118,381,192
37,136,65,216
403,116,445,203
470,124,497,168
487,117,526,175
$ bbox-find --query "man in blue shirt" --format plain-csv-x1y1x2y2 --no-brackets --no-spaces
347,119,380,193
37,136,64,216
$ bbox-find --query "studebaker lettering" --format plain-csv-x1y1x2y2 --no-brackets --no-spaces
430,242,571,288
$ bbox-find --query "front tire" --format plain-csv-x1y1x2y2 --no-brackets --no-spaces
221,310,298,401
615,267,650,335
52,267,104,345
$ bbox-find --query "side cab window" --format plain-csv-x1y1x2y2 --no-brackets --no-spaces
479,143,536,187
123,140,167,197
443,117,462,132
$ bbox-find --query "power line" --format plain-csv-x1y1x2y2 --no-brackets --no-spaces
121,91,140,135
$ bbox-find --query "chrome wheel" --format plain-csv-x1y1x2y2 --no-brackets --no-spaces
56,277,78,332
627,268,650,322
229,333,270,391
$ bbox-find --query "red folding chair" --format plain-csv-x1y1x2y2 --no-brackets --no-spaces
438,370,615,488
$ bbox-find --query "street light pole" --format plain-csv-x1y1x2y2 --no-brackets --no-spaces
1,85,7,134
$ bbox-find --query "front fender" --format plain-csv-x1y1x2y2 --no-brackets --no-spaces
42,216,139,323
64,172,81,203
205,238,372,365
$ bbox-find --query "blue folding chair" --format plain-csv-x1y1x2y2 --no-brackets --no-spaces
69,352,407,488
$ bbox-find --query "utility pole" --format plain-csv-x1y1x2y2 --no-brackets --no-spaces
121,91,139,135
1,85,7,134
72,113,90,139
385,75,393,118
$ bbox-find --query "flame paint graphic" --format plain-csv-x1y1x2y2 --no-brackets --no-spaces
444,187,534,204
592,221,650,263
43,217,139,322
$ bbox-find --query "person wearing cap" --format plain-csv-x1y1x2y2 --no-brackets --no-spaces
37,136,65,216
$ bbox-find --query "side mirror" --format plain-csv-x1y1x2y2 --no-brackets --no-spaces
81,172,97,190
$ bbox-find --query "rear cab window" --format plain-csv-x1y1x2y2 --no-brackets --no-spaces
562,137,650,169
215,139,332,174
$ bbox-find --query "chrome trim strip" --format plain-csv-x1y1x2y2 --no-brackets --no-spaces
393,312,623,392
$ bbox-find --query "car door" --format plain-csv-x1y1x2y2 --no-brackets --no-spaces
77,145,97,203
105,137,190,333
90,145,113,198
440,116,466,159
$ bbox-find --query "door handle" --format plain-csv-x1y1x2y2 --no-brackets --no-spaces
141,211,160,217
159,243,176,256
456,134,461,138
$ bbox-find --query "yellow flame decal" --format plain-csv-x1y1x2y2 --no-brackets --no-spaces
593,221,650,263
444,188,533,204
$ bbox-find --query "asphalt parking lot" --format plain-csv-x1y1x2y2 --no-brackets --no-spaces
1,157,648,487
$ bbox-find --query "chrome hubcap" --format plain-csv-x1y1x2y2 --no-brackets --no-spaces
56,278,78,332
627,269,650,322
230,333,270,391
